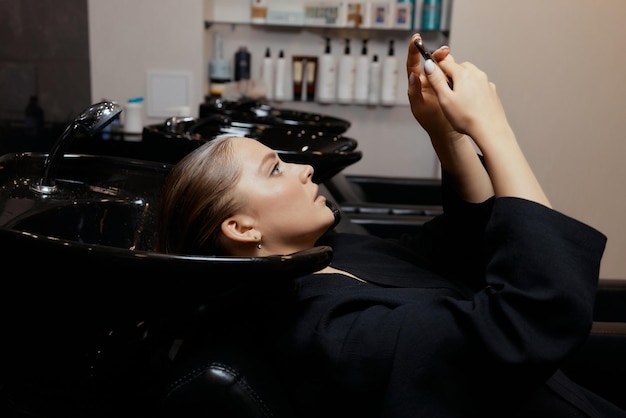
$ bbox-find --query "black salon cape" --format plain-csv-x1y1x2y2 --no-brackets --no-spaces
267,185,625,417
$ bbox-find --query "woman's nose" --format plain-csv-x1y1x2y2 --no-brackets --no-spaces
298,164,314,182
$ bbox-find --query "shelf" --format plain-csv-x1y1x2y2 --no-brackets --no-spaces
205,20,449,39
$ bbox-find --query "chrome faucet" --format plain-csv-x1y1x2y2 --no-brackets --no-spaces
30,101,123,194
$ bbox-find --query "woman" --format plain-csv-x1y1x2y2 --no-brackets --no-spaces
156,34,624,417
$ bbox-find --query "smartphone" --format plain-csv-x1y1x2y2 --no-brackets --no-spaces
413,35,453,88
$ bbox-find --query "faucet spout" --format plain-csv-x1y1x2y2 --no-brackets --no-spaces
30,101,123,194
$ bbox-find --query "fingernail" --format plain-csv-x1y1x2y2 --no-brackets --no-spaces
424,59,436,75
409,72,416,86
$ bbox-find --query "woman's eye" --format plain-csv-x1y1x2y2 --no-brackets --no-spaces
271,162,282,175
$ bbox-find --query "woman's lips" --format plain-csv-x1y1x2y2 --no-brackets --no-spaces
315,194,327,204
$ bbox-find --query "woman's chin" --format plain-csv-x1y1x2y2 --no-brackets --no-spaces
325,200,343,231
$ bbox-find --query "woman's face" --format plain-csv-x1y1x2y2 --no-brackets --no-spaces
231,137,336,252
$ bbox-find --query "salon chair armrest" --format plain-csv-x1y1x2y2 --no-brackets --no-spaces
324,173,443,206
340,201,443,217
320,178,442,240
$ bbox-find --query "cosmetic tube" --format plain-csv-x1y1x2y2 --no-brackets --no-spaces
292,56,304,101
305,57,318,101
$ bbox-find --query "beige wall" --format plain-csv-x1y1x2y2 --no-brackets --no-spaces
449,0,626,280
88,0,205,127
88,0,626,279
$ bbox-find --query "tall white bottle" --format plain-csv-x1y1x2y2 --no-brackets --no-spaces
261,47,274,100
336,38,355,105
367,54,381,106
353,39,370,105
274,49,287,101
317,37,336,104
381,39,398,106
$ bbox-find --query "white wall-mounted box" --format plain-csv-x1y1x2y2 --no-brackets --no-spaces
146,70,193,118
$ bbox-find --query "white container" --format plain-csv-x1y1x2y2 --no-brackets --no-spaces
261,47,274,100
317,37,336,104
124,97,144,139
353,39,370,104
367,54,381,105
380,40,398,106
274,50,287,101
336,38,355,104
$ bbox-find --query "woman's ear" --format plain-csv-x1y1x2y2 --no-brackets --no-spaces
221,214,259,244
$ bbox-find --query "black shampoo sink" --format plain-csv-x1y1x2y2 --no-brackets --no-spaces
4,198,153,249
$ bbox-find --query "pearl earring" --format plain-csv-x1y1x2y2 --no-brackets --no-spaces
257,242,262,250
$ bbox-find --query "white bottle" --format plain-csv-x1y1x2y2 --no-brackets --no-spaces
381,40,398,106
317,37,336,104
274,49,287,101
367,54,381,106
261,47,274,100
336,38,355,105
353,39,370,105
124,96,143,140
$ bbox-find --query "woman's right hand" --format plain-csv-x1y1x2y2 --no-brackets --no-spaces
422,51,512,149
423,45,551,208
406,34,495,203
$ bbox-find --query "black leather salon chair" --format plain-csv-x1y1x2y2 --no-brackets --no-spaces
154,278,626,418
158,331,297,418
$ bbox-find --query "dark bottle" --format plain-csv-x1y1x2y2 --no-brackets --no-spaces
234,46,251,81
24,95,44,133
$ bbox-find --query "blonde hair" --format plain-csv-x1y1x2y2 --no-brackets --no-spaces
155,136,244,255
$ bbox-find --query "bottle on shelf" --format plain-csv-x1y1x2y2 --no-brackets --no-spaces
208,31,231,98
420,0,442,30
250,0,268,24
274,49,287,101
317,37,336,104
336,38,355,105
381,39,398,106
234,46,251,81
261,47,274,100
367,54,381,106
353,39,370,105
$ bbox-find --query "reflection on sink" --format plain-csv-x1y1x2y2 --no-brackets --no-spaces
5,198,153,250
